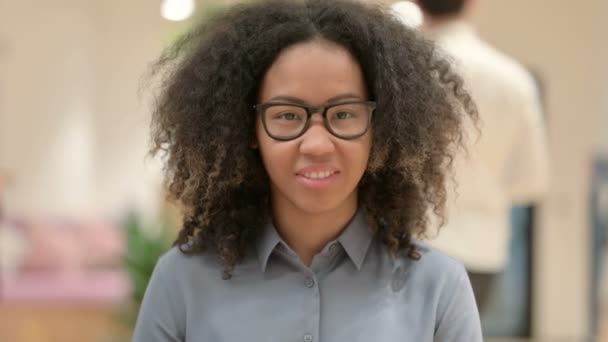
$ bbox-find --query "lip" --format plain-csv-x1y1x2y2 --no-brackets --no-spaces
296,165,340,174
295,165,340,190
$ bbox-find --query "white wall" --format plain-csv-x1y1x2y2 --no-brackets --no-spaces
89,0,167,218
595,0,608,155
0,0,166,218
0,3,97,216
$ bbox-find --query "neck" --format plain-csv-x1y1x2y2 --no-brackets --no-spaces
422,15,464,30
271,197,358,266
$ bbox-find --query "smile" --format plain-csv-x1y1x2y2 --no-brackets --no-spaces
301,171,337,180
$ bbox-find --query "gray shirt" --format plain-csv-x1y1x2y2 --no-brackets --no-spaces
133,210,483,342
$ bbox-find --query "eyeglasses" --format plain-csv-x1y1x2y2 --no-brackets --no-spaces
254,101,376,141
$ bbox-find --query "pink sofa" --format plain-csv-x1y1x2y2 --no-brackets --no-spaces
1,218,130,304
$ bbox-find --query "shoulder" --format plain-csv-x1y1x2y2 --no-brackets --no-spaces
153,246,227,286
402,241,469,290
413,241,467,275
439,32,536,91
408,245,482,339
482,44,537,93
458,39,538,99
408,242,478,319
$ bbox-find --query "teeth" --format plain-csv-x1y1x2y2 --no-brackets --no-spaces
303,171,333,180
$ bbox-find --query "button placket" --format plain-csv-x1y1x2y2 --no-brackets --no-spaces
299,272,319,342
304,276,315,288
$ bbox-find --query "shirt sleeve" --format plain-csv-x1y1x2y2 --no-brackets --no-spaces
434,266,483,342
132,255,185,342
504,76,551,205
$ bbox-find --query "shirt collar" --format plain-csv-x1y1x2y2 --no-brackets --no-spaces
256,220,282,273
337,208,374,270
255,208,375,272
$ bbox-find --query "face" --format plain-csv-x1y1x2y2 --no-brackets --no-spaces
256,40,372,216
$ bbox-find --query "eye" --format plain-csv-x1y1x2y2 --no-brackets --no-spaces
278,112,299,120
335,111,354,119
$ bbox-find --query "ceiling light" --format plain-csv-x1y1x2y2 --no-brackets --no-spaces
161,0,195,22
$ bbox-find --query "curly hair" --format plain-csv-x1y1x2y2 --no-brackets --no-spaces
149,0,477,276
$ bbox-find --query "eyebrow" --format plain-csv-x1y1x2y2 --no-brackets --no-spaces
267,93,363,105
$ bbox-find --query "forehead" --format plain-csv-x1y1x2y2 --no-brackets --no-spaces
258,40,368,103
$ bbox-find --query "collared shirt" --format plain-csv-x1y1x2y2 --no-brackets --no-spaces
424,21,550,272
133,210,482,342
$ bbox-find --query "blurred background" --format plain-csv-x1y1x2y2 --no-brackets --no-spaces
0,0,606,341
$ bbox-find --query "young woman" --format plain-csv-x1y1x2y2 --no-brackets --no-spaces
134,0,482,341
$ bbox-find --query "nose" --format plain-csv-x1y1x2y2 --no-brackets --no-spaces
298,115,335,156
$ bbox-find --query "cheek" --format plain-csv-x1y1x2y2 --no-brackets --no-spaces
342,136,372,180
255,117,265,146
353,135,373,179
256,119,273,161
256,127,289,178
359,133,373,165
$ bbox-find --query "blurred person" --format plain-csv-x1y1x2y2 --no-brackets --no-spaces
416,0,550,314
133,0,483,341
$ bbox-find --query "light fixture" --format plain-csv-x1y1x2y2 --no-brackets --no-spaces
391,1,424,28
161,0,196,22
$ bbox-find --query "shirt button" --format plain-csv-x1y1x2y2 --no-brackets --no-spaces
303,333,314,342
304,277,315,288
329,243,339,254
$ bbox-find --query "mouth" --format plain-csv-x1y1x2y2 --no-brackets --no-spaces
299,170,339,180
295,168,340,189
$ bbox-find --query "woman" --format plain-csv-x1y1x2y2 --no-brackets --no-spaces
134,0,481,341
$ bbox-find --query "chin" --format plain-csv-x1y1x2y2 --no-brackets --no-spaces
292,196,352,216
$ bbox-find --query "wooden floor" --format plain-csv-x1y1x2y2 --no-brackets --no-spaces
0,302,606,342
0,302,129,342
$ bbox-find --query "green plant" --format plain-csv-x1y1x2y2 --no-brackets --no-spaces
115,210,174,338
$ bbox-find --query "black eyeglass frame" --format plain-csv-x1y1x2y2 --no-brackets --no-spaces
253,100,376,141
